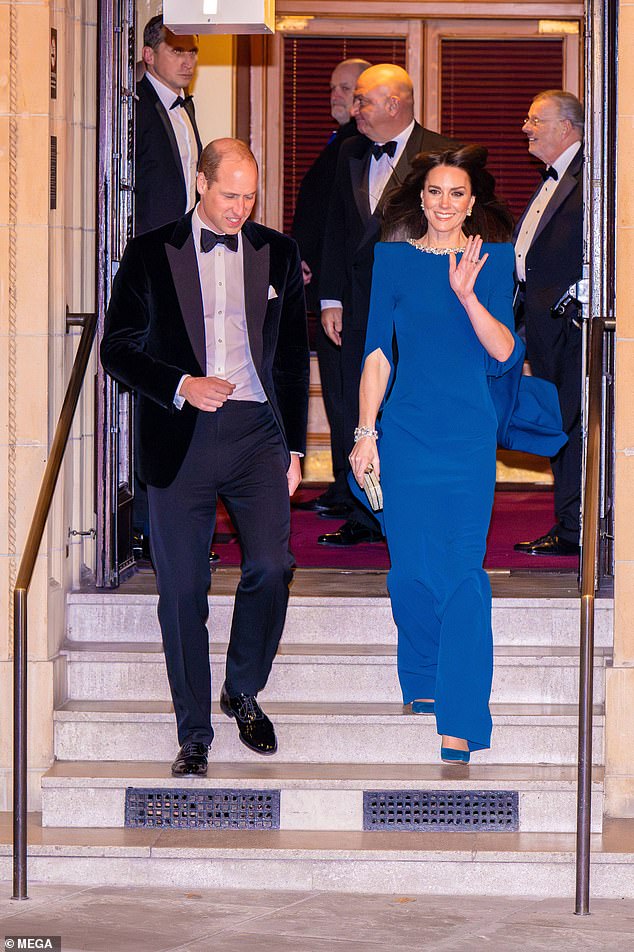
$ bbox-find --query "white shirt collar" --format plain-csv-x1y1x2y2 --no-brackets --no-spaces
549,140,582,179
145,70,184,111
192,204,243,252
374,119,415,153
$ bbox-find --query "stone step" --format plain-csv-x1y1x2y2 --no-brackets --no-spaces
66,592,615,648
53,700,604,766
2,813,633,898
60,641,611,706
40,761,605,834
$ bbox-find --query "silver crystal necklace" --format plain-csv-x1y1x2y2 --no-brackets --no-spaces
407,238,466,255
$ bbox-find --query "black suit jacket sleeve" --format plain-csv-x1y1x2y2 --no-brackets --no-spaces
100,237,191,409
272,238,310,454
319,146,349,304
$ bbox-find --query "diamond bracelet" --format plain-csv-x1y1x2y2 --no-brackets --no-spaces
354,426,379,442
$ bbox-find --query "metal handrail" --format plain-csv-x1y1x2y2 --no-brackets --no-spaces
12,313,97,900
575,316,614,913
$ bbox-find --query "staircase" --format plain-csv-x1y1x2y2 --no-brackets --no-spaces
7,571,631,896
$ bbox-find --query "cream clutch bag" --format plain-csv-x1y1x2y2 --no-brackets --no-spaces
363,466,383,512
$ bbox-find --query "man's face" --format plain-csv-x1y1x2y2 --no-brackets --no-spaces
350,75,397,143
330,64,360,126
522,97,567,166
144,30,198,95
196,158,258,235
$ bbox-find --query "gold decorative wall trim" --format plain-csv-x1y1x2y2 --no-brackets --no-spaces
7,2,18,654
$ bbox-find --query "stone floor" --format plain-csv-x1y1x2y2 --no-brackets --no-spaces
1,883,633,951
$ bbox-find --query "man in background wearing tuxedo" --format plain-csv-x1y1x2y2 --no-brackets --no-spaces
292,58,370,520
102,139,309,776
318,63,453,546
513,90,584,557
135,15,202,235
132,15,204,556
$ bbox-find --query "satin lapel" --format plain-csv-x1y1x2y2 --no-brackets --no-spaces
242,230,269,372
165,232,206,373
376,123,423,215
183,98,203,157
351,152,372,226
531,168,580,247
154,98,182,176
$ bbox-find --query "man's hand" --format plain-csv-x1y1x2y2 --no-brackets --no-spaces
287,454,302,496
321,306,343,346
179,375,236,411
301,260,313,287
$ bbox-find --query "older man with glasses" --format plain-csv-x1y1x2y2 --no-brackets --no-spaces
513,89,584,557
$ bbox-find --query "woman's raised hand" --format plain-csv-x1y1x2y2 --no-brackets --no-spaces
349,435,380,487
449,234,489,304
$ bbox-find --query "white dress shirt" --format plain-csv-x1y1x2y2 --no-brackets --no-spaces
514,140,582,282
145,71,198,213
321,120,415,311
175,207,266,407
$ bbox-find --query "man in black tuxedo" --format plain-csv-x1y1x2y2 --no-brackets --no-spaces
101,139,310,775
318,64,453,546
132,16,203,555
135,15,202,235
513,90,584,557
292,58,370,519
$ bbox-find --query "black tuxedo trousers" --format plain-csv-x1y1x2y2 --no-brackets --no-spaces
147,400,293,746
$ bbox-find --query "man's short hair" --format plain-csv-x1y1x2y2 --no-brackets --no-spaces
535,90,584,134
143,15,166,51
198,139,258,183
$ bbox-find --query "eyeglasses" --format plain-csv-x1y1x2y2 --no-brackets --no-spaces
523,115,560,127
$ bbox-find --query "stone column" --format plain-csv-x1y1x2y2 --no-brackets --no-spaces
0,0,97,811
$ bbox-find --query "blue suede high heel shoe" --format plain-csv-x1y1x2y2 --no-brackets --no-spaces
440,746,470,765
411,700,435,714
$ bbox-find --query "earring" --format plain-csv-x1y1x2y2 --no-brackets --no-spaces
420,201,425,212
466,207,472,217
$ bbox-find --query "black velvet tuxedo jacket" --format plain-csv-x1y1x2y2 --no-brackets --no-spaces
320,121,454,331
134,75,203,236
514,148,584,364
101,214,310,488
291,120,361,313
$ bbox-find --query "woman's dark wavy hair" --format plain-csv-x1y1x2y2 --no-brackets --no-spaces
381,144,514,243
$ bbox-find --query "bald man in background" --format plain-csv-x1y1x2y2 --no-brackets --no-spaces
318,64,454,545
292,58,370,519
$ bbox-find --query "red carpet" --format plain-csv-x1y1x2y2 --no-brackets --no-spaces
211,488,579,571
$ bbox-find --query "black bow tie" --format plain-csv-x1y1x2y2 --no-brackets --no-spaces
170,94,193,110
371,141,397,160
200,229,239,253
539,165,559,181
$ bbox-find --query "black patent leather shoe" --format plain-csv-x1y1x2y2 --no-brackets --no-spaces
171,741,210,777
318,520,384,547
209,551,220,565
219,684,277,755
513,531,580,556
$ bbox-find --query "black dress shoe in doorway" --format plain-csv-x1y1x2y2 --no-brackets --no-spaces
318,520,384,547
219,684,278,755
513,531,580,557
293,492,341,513
171,741,210,777
317,502,353,520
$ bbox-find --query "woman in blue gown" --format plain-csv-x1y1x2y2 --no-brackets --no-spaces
349,146,523,764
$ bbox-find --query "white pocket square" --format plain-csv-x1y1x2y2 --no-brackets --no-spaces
268,285,278,300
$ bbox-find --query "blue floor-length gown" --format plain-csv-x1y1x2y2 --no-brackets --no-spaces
365,241,523,752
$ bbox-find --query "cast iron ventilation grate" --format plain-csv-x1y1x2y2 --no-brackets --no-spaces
125,788,280,829
363,790,519,831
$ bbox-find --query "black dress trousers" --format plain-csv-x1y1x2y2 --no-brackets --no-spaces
147,400,293,746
